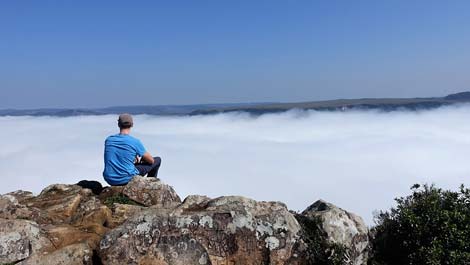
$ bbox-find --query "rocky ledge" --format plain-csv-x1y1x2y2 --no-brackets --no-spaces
0,176,369,265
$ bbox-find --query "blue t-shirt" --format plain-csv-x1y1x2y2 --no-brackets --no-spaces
103,134,146,185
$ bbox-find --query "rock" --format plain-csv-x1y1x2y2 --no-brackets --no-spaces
22,184,112,228
0,194,34,220
99,195,306,265
43,224,105,251
39,185,111,248
70,195,112,227
6,184,112,263
18,243,93,265
0,180,374,264
179,195,211,211
302,200,369,265
0,219,52,264
26,184,86,224
5,190,34,203
0,195,17,219
98,186,125,202
108,203,145,228
122,176,181,207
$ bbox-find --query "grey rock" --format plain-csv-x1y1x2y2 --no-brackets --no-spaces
108,203,145,228
5,190,34,204
0,180,374,265
123,176,181,207
99,195,306,265
19,242,93,265
0,219,52,264
0,191,36,220
178,195,211,210
302,200,369,265
0,194,29,220
29,184,85,224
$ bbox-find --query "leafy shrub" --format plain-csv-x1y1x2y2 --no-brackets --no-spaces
104,194,141,208
295,214,348,265
370,184,470,265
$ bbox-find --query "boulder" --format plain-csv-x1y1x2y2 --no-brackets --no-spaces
99,195,306,265
21,184,112,228
0,194,35,220
178,195,211,211
35,184,111,249
0,219,52,264
0,180,374,264
122,176,181,207
98,186,125,202
108,203,145,228
18,243,93,265
5,190,35,203
301,200,369,265
42,224,106,251
2,184,112,264
25,184,87,224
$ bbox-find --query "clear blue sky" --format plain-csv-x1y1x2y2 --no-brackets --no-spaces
1,1,469,108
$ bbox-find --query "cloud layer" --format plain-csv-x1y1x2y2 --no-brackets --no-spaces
1,106,470,224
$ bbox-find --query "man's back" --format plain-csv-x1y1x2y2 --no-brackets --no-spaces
103,134,146,185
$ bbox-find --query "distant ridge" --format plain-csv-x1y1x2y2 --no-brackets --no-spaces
191,91,470,115
444,91,470,101
0,103,271,117
1,92,469,117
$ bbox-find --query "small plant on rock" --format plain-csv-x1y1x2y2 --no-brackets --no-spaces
104,194,141,208
294,214,348,265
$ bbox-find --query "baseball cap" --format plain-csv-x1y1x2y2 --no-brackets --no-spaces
118,113,133,127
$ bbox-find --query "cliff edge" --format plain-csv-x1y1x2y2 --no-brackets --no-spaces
0,176,369,265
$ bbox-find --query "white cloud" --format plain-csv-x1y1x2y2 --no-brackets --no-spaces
1,106,470,225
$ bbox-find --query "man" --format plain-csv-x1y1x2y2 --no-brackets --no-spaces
103,113,161,186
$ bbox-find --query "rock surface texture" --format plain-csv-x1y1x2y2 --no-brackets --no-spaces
0,176,370,264
123,176,181,207
99,196,306,265
302,200,370,265
0,184,111,264
0,218,52,264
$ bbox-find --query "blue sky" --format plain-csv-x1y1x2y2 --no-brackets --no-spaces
1,1,469,108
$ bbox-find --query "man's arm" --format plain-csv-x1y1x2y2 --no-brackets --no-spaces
141,152,155,164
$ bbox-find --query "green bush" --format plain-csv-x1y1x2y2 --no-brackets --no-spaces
370,184,470,265
103,194,141,208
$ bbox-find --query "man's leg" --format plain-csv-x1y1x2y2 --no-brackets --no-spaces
135,157,162,178
147,157,161,177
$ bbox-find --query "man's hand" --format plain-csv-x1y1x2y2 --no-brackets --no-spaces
141,152,155,164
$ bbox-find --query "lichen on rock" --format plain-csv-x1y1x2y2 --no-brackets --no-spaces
300,200,370,265
98,195,306,265
122,176,181,208
0,177,371,265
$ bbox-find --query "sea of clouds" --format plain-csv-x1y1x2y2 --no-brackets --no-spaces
1,106,470,225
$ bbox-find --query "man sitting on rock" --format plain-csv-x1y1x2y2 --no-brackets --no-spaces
103,113,162,185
